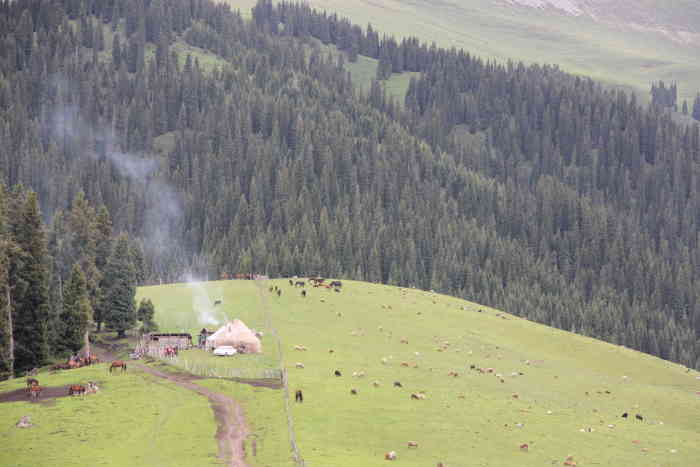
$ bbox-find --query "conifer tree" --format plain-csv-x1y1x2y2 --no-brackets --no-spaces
0,186,15,378
137,298,158,333
59,264,92,355
10,192,50,372
103,234,137,338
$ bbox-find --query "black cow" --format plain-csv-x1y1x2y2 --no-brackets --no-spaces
635,414,644,421
295,389,303,403
621,412,628,418
334,370,342,377
301,290,306,297
394,381,402,388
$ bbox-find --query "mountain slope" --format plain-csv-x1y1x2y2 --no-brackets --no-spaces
137,278,700,466
228,0,700,101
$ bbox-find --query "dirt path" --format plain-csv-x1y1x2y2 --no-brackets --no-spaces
92,347,250,467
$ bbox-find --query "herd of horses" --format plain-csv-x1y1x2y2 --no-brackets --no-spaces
25,359,127,401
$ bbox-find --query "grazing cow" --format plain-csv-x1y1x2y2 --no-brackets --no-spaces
621,412,628,418
301,290,306,298
87,382,99,394
519,443,529,452
26,378,39,388
350,388,358,395
407,441,418,448
635,414,644,421
69,384,86,396
448,371,459,377
295,389,303,403
393,381,402,388
384,451,396,460
28,385,42,401
295,362,305,369
109,360,127,373
334,370,342,377
401,362,410,367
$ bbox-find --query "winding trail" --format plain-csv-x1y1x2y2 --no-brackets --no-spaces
93,346,250,467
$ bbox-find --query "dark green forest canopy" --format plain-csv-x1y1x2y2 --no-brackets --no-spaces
0,0,698,370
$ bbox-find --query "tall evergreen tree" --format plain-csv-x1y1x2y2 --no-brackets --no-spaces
10,192,50,373
59,264,92,355
102,234,137,338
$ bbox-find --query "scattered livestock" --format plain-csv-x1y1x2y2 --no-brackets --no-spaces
295,281,306,287
214,300,222,306
519,443,529,452
407,441,418,448
109,360,127,373
295,362,305,369
289,280,294,286
329,281,342,288
295,389,304,403
394,381,402,388
352,371,365,378
86,382,99,394
301,290,307,298
68,384,86,396
277,289,282,297
26,378,39,388
294,345,308,351
621,412,628,418
410,392,426,400
384,451,397,460
16,416,32,428
373,381,381,387
635,414,644,421
334,370,342,377
350,388,358,395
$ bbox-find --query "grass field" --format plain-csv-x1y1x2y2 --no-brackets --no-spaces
0,364,220,467
224,0,700,102
136,278,700,466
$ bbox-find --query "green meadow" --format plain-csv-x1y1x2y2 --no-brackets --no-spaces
135,279,700,466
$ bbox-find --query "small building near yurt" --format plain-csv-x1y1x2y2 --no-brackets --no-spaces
206,320,262,354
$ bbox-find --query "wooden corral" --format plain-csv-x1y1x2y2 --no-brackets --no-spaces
146,333,192,349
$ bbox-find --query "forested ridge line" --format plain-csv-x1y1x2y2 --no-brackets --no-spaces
0,0,698,371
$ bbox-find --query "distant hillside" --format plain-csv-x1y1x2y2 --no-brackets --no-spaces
227,0,700,101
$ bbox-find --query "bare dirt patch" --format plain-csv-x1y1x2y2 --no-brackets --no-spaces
1,385,73,404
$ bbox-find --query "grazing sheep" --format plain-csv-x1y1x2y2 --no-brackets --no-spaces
448,371,459,377
294,345,307,351
400,338,408,344
295,363,305,369
373,381,380,387
381,357,388,365
352,371,365,378
407,441,418,448
401,362,410,367
384,451,397,460
410,393,425,400
394,381,402,388
350,388,358,395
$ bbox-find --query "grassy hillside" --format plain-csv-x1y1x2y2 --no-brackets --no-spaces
136,279,700,466
225,0,700,102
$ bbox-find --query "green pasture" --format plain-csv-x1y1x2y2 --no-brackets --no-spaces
225,0,700,102
138,278,700,466
0,364,219,467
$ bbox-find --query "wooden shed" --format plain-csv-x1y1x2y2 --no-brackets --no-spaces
147,333,192,349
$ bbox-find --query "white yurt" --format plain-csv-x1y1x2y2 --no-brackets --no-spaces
205,320,262,354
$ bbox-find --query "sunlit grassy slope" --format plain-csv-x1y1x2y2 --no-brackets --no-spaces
224,0,700,102
138,279,700,466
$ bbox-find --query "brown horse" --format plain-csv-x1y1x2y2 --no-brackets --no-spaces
68,384,86,396
28,385,42,401
26,378,39,388
109,360,127,373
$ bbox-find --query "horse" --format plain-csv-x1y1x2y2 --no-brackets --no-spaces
295,389,303,403
68,384,86,396
109,360,127,373
26,378,39,388
28,385,42,401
